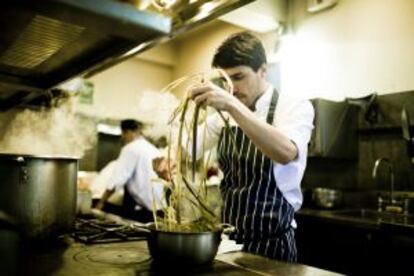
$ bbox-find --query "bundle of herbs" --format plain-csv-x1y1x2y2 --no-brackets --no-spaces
151,69,238,233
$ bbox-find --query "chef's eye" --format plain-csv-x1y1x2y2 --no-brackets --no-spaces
231,74,244,81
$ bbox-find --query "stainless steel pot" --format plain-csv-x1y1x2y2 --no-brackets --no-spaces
312,188,343,209
0,211,20,275
0,154,78,239
136,223,234,265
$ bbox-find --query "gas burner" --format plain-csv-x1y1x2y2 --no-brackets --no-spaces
73,243,151,266
72,218,147,244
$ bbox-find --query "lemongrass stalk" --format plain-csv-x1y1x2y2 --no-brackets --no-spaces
184,119,191,182
150,184,158,229
192,105,201,183
174,97,191,224
167,128,174,188
217,110,240,159
201,150,212,198
157,70,235,232
181,175,216,217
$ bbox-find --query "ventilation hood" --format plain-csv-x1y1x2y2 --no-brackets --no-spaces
0,0,253,110
0,0,170,110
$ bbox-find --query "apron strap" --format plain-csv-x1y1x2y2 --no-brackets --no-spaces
266,89,279,124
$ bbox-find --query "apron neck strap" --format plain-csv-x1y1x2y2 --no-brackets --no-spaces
266,89,279,124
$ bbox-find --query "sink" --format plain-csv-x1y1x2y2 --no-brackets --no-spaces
332,209,414,225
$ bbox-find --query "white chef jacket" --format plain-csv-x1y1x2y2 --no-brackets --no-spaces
107,137,164,211
191,85,314,216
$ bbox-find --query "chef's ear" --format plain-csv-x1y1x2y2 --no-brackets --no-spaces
258,64,267,79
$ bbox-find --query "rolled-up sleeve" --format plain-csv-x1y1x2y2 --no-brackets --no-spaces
276,99,314,159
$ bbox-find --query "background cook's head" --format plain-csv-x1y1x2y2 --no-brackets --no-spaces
120,119,144,146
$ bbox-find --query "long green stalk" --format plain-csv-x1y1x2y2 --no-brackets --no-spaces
155,70,235,232
181,175,216,218
192,105,201,183
217,110,240,159
175,97,191,224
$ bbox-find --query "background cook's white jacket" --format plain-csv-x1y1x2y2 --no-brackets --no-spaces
191,85,314,225
106,137,164,211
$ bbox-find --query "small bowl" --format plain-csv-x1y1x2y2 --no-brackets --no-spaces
312,188,343,209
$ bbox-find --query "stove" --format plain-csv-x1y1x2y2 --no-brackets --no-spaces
22,238,338,276
19,212,339,275
72,217,147,244
24,240,257,276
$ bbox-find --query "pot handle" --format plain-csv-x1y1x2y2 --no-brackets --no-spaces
130,222,152,234
10,156,28,185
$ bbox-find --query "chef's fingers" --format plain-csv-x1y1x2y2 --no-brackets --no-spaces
193,92,210,108
190,85,212,99
152,157,163,170
161,158,176,172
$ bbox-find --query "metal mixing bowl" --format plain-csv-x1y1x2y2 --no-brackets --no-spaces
312,188,343,209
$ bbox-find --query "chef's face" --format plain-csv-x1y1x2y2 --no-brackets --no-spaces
121,130,137,145
222,65,267,109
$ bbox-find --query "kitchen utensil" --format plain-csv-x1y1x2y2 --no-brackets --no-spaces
134,223,234,265
0,154,78,239
401,106,414,164
312,188,343,209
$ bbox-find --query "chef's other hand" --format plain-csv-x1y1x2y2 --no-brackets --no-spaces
190,82,236,111
206,166,219,179
153,157,176,182
95,200,105,211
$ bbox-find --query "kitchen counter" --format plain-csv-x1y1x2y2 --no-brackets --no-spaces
296,208,414,275
22,238,340,276
297,208,414,233
297,208,380,230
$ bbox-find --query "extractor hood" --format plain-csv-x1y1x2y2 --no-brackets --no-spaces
0,0,254,110
0,0,171,110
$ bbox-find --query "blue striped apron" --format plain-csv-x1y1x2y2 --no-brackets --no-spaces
217,89,297,262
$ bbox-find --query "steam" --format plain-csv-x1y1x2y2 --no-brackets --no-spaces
0,99,95,157
135,90,180,140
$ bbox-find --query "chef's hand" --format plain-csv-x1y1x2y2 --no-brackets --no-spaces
95,200,105,211
153,157,176,182
190,82,236,111
95,189,115,211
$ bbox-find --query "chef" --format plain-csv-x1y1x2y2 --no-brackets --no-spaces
185,32,314,262
96,119,164,222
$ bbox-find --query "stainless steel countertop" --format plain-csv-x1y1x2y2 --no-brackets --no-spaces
22,238,341,275
297,208,414,234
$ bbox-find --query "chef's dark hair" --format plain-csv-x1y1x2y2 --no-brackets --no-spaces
212,31,267,72
121,119,144,132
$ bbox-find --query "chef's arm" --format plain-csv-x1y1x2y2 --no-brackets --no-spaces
228,100,298,165
95,148,136,210
95,189,115,210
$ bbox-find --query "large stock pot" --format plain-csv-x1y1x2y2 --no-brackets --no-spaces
0,154,78,239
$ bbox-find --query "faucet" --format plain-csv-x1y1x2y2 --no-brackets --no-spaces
372,158,395,206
